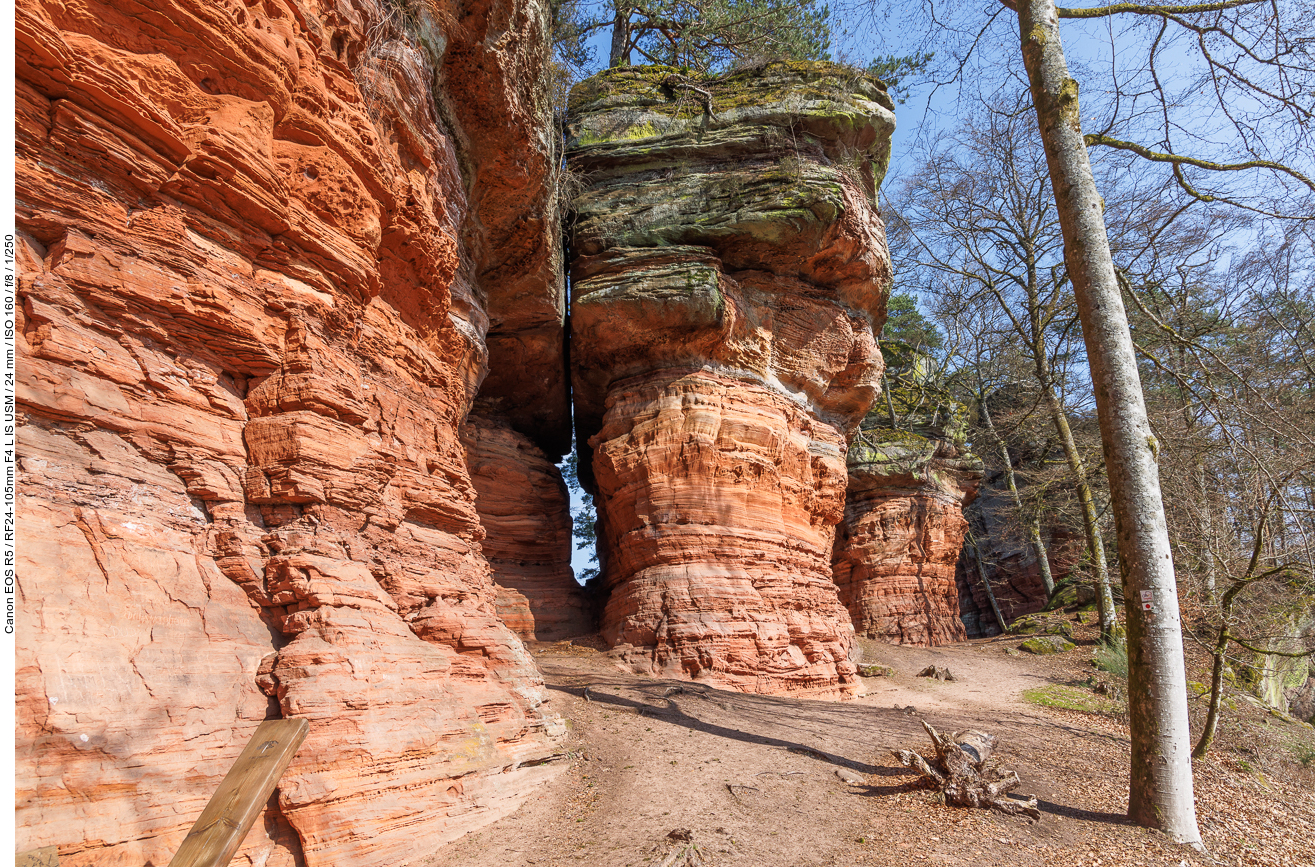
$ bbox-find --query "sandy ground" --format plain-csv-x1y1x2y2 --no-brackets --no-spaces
434,631,1315,867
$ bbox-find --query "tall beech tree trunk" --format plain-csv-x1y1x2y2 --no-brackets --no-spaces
1015,0,1202,845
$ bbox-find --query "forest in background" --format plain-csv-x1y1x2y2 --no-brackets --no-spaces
545,0,1315,845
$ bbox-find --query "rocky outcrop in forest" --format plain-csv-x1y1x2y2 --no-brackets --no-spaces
956,493,1076,637
564,63,896,696
953,388,1082,637
14,0,993,856
14,0,572,864
832,343,983,645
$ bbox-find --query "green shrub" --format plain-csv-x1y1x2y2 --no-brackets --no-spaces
1092,638,1128,680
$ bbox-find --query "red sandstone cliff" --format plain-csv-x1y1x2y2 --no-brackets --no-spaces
15,0,569,864
831,344,984,647
833,430,983,646
565,65,897,697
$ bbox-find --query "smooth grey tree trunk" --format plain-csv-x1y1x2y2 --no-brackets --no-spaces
1015,0,1202,844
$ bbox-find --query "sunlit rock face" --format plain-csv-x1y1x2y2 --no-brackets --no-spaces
565,63,896,697
835,443,982,646
14,0,569,864
832,343,984,647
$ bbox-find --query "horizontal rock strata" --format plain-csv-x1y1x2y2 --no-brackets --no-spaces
834,430,983,646
566,63,897,696
15,0,567,864
833,344,984,646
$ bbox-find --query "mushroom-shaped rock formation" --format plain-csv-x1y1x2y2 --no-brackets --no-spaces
565,62,896,697
832,342,984,646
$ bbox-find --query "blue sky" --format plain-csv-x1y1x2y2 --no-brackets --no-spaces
553,4,1308,579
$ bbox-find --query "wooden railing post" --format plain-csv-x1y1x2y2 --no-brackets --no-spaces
167,718,309,867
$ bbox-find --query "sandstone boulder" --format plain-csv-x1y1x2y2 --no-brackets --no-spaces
565,63,896,696
1020,635,1077,655
1010,613,1075,639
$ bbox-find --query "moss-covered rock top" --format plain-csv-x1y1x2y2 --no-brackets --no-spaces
847,406,982,499
568,60,894,117
847,427,982,482
1020,635,1077,655
565,60,896,192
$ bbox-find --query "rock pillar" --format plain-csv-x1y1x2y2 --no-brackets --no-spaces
565,63,896,696
832,343,984,646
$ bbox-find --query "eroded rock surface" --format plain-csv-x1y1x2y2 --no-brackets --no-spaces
833,344,983,646
462,414,593,639
15,0,566,864
565,64,896,696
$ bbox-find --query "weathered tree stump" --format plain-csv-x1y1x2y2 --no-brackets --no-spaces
893,721,1041,819
917,665,956,681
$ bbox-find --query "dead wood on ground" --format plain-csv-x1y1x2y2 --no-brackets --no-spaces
893,721,1041,820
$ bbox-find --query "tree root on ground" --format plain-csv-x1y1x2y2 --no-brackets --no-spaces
893,721,1041,820
658,829,704,867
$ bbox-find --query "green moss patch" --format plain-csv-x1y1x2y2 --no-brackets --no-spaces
1011,614,1074,639
1019,635,1076,655
1023,683,1120,714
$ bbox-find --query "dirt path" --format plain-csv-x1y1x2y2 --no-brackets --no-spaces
434,633,1315,867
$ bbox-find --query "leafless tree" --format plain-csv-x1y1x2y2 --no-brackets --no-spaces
1119,225,1315,752
889,100,1121,638
855,0,1314,842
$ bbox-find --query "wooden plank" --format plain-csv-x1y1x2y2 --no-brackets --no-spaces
16,847,59,867
167,717,309,867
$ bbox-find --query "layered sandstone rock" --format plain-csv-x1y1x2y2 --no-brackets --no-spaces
462,414,593,639
832,342,983,646
443,0,570,453
15,0,567,864
565,64,896,696
834,433,983,646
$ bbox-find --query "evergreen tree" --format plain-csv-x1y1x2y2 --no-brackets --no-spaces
551,0,831,75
